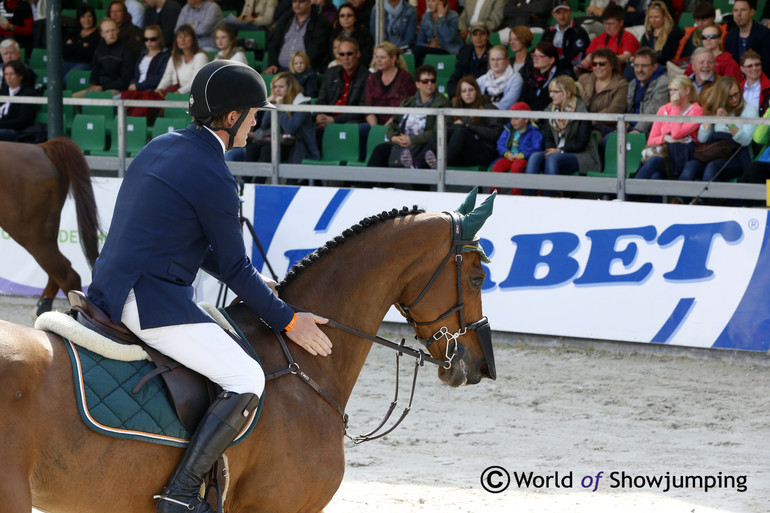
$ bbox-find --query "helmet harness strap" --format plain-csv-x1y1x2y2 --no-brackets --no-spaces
224,109,251,152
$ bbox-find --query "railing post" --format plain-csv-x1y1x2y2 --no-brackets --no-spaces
270,109,280,184
117,99,126,177
617,115,626,201
436,109,445,192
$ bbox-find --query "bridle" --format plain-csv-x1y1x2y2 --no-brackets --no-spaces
396,211,495,377
258,211,496,443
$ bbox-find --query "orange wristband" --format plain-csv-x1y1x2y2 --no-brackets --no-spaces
284,313,297,333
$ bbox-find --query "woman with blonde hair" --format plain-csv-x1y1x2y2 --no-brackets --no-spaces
635,74,703,181
289,50,319,97
364,41,416,126
525,75,600,187
155,24,208,95
640,1,682,65
257,71,320,164
679,75,757,182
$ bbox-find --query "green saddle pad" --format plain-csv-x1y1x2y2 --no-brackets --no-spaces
63,324,263,447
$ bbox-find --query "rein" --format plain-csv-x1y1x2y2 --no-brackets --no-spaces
259,212,494,444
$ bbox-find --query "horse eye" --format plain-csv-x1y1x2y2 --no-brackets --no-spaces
470,277,484,288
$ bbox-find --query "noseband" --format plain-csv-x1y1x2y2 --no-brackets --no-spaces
397,212,496,379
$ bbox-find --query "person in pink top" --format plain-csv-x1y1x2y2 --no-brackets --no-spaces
635,75,703,180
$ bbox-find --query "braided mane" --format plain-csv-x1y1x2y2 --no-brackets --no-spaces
276,205,425,293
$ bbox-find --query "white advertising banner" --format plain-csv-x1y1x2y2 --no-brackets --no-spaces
2,181,768,352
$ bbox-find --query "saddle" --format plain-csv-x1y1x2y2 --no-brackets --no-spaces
67,291,216,433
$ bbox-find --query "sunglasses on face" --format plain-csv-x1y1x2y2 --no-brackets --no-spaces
592,61,608,67
702,34,720,40
144,36,159,42
338,51,354,56
338,13,354,17
419,78,437,84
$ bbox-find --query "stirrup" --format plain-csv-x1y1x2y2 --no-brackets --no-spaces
154,491,206,511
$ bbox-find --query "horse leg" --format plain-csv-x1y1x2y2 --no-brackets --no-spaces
36,276,60,316
25,242,82,317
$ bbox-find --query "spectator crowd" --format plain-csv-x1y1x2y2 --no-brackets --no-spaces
2,0,770,198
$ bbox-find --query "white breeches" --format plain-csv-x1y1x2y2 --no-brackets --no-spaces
121,291,265,396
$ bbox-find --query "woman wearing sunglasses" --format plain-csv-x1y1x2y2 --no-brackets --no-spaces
639,2,682,66
683,25,741,82
578,48,627,137
331,3,373,66
127,25,170,91
367,65,451,170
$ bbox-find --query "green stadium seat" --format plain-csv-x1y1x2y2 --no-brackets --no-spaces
91,116,148,157
66,69,91,92
401,53,415,76
348,124,388,166
162,92,190,119
150,117,191,139
238,30,266,50
70,114,106,154
587,131,647,178
29,48,47,69
83,90,114,121
302,123,359,165
423,54,455,79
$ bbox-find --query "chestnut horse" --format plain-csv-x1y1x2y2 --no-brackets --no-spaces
0,192,495,513
0,137,100,316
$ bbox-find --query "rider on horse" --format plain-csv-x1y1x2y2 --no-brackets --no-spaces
86,61,333,513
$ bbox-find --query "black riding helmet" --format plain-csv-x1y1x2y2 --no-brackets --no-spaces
189,61,275,150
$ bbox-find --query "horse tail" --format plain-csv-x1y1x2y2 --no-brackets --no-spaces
40,137,101,267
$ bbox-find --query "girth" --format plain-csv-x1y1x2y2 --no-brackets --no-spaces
67,291,217,433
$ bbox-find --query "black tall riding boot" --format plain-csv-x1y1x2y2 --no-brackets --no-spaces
155,391,259,513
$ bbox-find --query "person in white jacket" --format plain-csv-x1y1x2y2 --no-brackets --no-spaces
156,23,209,95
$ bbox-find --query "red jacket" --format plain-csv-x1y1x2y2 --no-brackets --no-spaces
741,73,770,117
684,51,742,82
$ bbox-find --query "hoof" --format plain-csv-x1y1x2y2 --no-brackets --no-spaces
36,297,54,317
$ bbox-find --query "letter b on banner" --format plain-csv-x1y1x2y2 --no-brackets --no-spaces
500,233,580,288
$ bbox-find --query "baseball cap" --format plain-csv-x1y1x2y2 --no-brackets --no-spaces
553,0,571,11
469,21,489,34
510,102,531,111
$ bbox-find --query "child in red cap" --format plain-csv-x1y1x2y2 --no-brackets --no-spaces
491,101,543,194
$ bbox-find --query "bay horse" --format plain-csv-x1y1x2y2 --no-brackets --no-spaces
0,191,496,513
0,137,100,316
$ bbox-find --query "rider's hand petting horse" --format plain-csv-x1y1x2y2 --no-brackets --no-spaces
0,60,496,513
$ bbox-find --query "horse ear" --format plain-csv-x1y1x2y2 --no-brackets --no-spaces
455,186,479,216
460,190,496,240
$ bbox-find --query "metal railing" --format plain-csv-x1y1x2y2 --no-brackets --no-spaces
3,94,770,202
